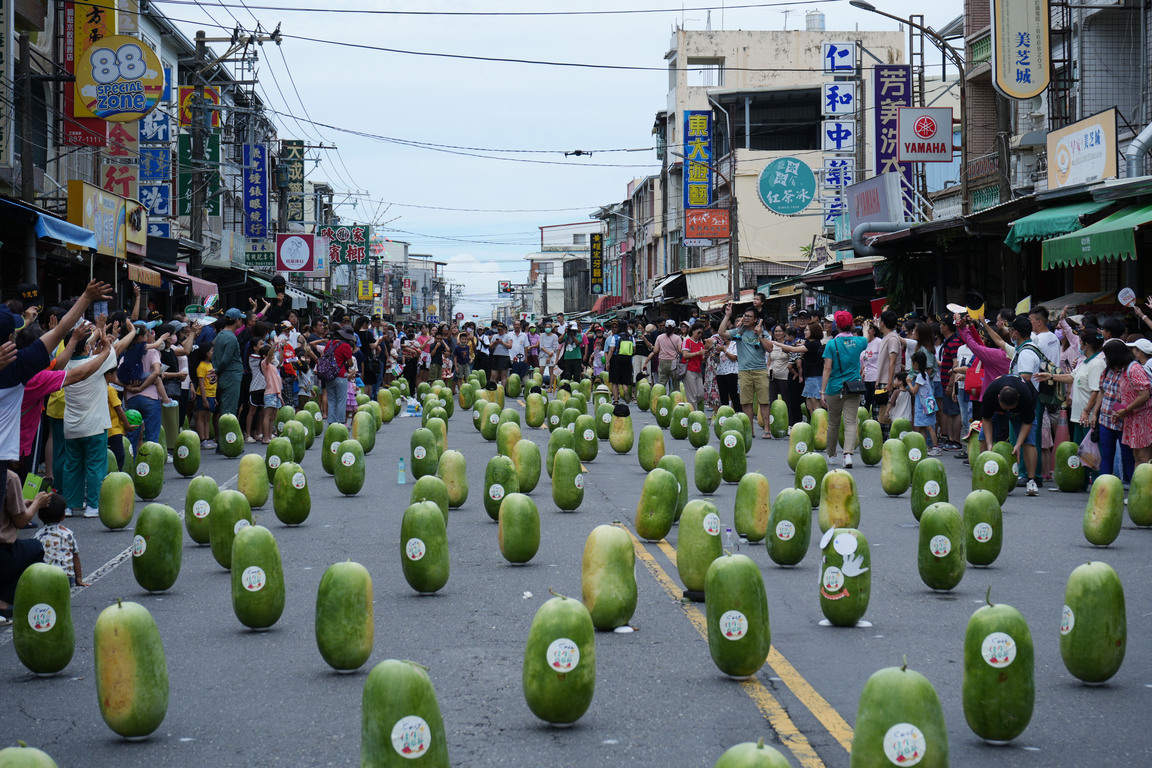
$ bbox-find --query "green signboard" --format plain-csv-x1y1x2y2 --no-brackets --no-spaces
177,132,221,216
758,157,816,216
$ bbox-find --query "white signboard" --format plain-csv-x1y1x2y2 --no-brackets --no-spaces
1047,108,1117,189
821,42,857,75
897,108,954,163
845,173,904,229
990,0,1050,100
822,120,856,154
821,82,857,117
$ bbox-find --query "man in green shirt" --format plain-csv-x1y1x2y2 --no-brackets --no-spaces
717,302,772,434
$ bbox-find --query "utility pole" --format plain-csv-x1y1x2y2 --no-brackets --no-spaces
19,33,35,282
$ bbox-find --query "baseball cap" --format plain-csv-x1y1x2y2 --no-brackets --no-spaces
224,308,244,320
132,319,161,330
1126,338,1152,355
279,320,293,329
834,310,853,329
169,321,188,333
665,319,676,327
0,305,22,341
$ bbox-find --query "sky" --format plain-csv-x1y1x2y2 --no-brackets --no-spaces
161,0,964,319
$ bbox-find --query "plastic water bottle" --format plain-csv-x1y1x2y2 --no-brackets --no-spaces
724,526,736,553
397,457,407,485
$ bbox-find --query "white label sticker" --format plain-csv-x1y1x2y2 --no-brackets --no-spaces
822,566,845,592
898,430,908,439
490,414,500,424
277,421,285,433
193,499,210,519
550,415,559,425
908,447,922,462
583,429,595,441
769,414,775,425
659,408,668,416
546,638,580,670
703,512,721,536
225,432,237,444
292,472,306,490
602,413,612,423
718,416,727,426
929,535,951,557
795,441,808,454
474,410,481,420
833,533,858,556
391,715,432,759
234,518,250,535
574,474,584,490
717,459,723,472
405,538,426,561
862,437,874,450
489,483,505,501
882,723,926,766
568,423,576,432
983,460,999,476
330,442,339,454
268,455,281,469
1011,462,1019,476
177,446,189,459
1060,605,1075,635
981,631,1017,668
972,522,993,542
27,603,56,633
1067,455,1081,469
724,434,738,448
801,475,817,492
680,417,688,428
776,520,796,540
413,446,427,460
132,535,147,557
923,480,940,498
341,451,356,467
719,610,748,640
135,462,149,477
691,422,702,433
241,566,266,592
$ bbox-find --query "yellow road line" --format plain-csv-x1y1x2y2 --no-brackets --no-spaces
621,526,827,768
650,536,854,754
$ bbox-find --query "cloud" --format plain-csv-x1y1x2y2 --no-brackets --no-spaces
80,84,96,98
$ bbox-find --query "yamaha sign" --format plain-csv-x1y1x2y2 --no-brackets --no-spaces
896,107,955,163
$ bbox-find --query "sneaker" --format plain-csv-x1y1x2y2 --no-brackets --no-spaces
0,615,11,628
64,508,74,517
245,436,257,444
1017,477,1028,488
204,440,217,449
927,447,942,457
83,506,101,518
843,454,853,468
68,508,84,518
1026,479,1039,496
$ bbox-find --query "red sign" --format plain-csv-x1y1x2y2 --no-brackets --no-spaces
870,297,888,318
685,209,730,239
276,233,316,273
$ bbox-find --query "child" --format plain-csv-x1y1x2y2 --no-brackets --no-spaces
345,357,360,425
295,348,315,410
106,369,135,471
260,341,283,445
909,350,941,456
888,371,912,425
34,493,88,586
195,342,217,448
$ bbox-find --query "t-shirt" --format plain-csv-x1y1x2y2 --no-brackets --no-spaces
1032,330,1060,366
876,330,904,388
262,358,282,396
801,339,824,377
63,353,118,440
938,333,963,387
682,338,705,373
20,369,67,459
0,339,50,461
249,353,266,391
492,333,513,358
539,333,559,361
511,332,529,362
561,335,583,360
981,375,1037,422
728,329,766,372
107,386,125,437
196,361,218,398
822,334,868,396
34,523,78,578
862,337,881,382
1010,343,1043,390
654,333,683,362
135,347,163,401
214,328,243,380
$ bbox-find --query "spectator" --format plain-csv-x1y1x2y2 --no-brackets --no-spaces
717,303,772,437
980,373,1041,496
61,327,118,517
34,493,87,586
213,309,246,445
260,338,283,445
194,342,217,447
821,310,869,467
681,324,708,409
937,317,964,448
874,310,904,426
489,322,513,385
0,478,51,624
1091,339,1151,482
557,324,583,382
321,326,356,426
651,320,683,389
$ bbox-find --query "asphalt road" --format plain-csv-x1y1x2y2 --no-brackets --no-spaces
3,392,1151,768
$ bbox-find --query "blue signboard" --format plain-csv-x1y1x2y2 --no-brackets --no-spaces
243,143,268,239
683,110,712,209
758,157,816,216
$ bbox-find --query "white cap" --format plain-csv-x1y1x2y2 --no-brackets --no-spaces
1126,338,1152,355
665,319,676,327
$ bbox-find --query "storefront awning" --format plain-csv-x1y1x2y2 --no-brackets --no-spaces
1004,200,1112,252
126,263,162,287
683,266,729,300
284,285,308,304
151,264,219,300
1035,291,1114,310
1042,203,1152,269
248,273,276,298
650,272,684,299
0,196,98,250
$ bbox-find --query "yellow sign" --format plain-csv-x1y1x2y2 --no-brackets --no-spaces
990,0,1050,99
1047,109,1118,189
75,34,163,122
358,280,373,301
178,86,221,127
67,179,126,259
126,199,147,256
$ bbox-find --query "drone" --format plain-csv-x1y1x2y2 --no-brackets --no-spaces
564,150,593,158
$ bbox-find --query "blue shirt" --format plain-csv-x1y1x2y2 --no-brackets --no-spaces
729,329,767,372
822,334,868,395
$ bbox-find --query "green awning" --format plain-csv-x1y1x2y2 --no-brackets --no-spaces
1004,200,1111,252
248,273,276,299
1042,203,1152,269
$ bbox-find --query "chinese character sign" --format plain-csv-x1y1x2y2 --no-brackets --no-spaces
683,110,712,210
991,0,1050,100
757,157,816,216
63,1,112,146
242,144,268,238
101,121,138,201
821,42,856,75
822,120,856,153
139,110,171,143
590,233,604,295
281,140,305,223
316,224,370,265
821,83,856,117
823,158,856,191
873,65,914,213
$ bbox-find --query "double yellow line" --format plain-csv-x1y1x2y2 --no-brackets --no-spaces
623,526,853,768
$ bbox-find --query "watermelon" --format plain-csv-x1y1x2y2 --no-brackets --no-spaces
13,563,74,675
574,414,598,462
880,438,911,496
410,428,439,479
231,524,286,630
525,392,546,428
858,420,882,465
766,488,811,567
719,430,747,483
208,489,252,570
131,503,182,593
484,455,519,521
963,591,1034,742
172,430,201,476
272,462,311,526
794,451,828,507
237,453,269,509
334,439,366,496
0,743,59,767
713,738,791,768
972,449,1010,505
94,599,168,739
677,500,724,592
819,527,871,627
546,428,575,478
918,502,965,591
264,437,294,484
713,405,736,439
410,475,450,527
1053,441,1085,493
401,500,450,594
635,468,678,542
98,471,135,530
609,404,634,453
581,524,637,631
787,422,814,470
511,439,541,495
218,413,244,457
436,449,469,508
498,493,540,564
910,457,948,522
733,473,771,543
1083,474,1123,546
522,593,596,725
1131,463,1152,526
769,398,789,439
963,489,1002,566
183,475,217,545
818,469,861,533
705,553,771,679
132,441,165,501
638,425,665,471
889,416,913,440
321,422,348,475
1060,561,1126,684
849,662,948,768
552,447,584,512
361,659,449,766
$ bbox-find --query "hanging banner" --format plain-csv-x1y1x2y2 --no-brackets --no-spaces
316,223,370,265
873,64,915,215
63,0,114,146
358,280,373,301
101,121,138,200
74,34,163,121
281,140,305,223
990,0,1050,100
590,233,604,295
276,233,316,273
0,0,12,168
683,110,712,209
242,144,268,238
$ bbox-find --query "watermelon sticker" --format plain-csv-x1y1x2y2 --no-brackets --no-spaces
795,441,808,454
659,408,668,416
489,483,505,502
292,472,306,490
908,447,922,462
341,451,356,467
1060,605,1075,635
277,421,285,432
583,429,595,441
821,566,845,595
473,410,481,420
801,475,817,491
1011,462,1019,476
769,414,775,425
983,460,999,476
193,500,210,519
862,437,874,450
1067,455,1081,469
28,603,56,632
550,415,559,425
718,416,727,426
981,631,1016,668
972,522,993,542
719,610,748,640
724,434,738,449
703,512,721,536
413,446,427,460
546,638,580,670
882,722,926,766
602,413,612,423
691,422,702,433
405,538,426,561
717,459,723,472
391,715,431,759
234,519,250,535
923,480,940,498
177,446,189,459
132,535,147,557
241,566,266,592
225,432,237,444
776,520,796,540
489,413,500,424
136,463,149,477
568,423,576,432
331,442,339,454
680,417,688,428
574,474,584,490
929,535,951,557
897,430,908,439
268,455,281,469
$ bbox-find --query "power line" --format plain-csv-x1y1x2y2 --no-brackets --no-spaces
152,1,833,17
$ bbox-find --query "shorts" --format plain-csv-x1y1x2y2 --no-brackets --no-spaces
801,376,822,399
608,358,632,385
492,356,510,371
249,389,265,408
429,364,443,382
737,369,770,406
198,396,217,412
263,393,283,409
936,381,960,416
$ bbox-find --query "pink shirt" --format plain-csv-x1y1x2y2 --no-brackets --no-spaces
262,358,282,396
136,348,163,401
20,369,66,457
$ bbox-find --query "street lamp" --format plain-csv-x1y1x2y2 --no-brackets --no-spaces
669,150,740,300
849,0,969,215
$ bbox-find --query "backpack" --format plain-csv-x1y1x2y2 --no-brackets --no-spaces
117,342,147,387
618,335,634,356
1015,343,1062,410
315,342,342,382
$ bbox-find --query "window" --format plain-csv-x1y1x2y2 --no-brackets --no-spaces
686,58,724,88
715,89,820,152
573,233,586,245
